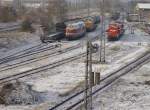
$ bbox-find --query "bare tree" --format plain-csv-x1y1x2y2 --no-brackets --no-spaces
0,6,17,22
47,0,68,23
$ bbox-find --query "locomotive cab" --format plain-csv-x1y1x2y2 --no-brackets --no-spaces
107,22,124,41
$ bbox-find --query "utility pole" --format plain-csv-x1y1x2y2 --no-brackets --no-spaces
14,0,21,9
86,0,90,41
100,0,106,63
84,41,93,110
84,0,92,107
84,42,89,110
88,0,90,17
41,0,46,10
75,0,78,17
0,0,1,7
89,42,93,110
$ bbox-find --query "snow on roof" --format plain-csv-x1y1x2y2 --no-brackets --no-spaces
137,3,150,9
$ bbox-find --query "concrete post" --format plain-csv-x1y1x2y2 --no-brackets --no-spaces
90,72,95,87
95,72,100,85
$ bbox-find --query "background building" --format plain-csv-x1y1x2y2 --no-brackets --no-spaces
0,0,13,6
136,3,150,21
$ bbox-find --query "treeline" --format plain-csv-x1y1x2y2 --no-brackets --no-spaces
21,0,68,33
67,0,126,14
0,6,17,22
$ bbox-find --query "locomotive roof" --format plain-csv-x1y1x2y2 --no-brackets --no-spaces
67,21,85,26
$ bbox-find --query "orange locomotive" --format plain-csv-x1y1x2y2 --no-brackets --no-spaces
107,21,125,40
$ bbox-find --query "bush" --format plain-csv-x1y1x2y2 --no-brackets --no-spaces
21,19,33,32
110,45,121,51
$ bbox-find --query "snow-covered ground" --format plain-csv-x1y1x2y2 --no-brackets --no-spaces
0,32,40,55
92,60,150,110
0,22,150,110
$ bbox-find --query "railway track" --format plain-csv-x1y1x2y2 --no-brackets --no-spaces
0,20,102,84
0,44,59,65
0,24,148,110
0,20,101,66
0,43,45,60
0,25,100,71
0,43,82,72
48,50,150,110
0,52,86,85
0,24,21,32
0,33,100,84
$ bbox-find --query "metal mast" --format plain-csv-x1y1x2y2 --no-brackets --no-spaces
88,0,90,17
86,0,90,41
84,42,89,110
100,0,106,63
84,41,93,110
84,0,93,105
89,42,93,110
41,0,46,9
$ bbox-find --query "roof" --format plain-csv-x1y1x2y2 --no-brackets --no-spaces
137,3,150,10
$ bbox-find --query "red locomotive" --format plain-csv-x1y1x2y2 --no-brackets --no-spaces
107,21,125,40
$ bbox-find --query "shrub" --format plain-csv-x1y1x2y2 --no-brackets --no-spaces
21,18,33,32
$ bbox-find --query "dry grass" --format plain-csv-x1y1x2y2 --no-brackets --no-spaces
59,80,85,97
33,76,100,110
110,45,121,51
33,103,50,110
0,32,31,38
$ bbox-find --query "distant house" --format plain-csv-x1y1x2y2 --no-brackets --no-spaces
136,3,150,10
0,0,13,7
136,3,150,21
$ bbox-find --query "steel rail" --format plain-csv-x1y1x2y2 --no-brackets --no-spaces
0,44,81,72
65,52,150,110
0,45,58,65
0,52,86,85
49,51,150,110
